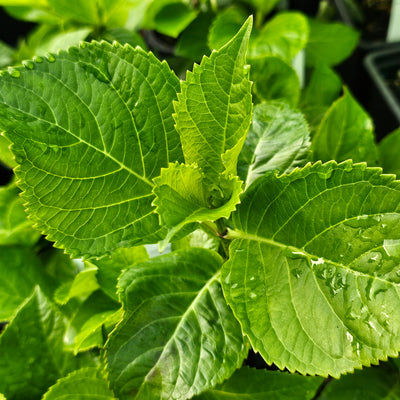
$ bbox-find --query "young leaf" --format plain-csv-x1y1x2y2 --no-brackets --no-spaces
153,163,242,248
238,102,310,187
0,287,79,399
0,182,41,246
223,161,400,377
248,12,309,62
174,17,252,187
319,363,400,399
0,246,53,321
42,367,116,400
172,228,220,252
197,367,322,400
379,127,400,176
305,19,359,67
0,41,183,257
105,249,248,399
312,89,378,165
251,56,300,107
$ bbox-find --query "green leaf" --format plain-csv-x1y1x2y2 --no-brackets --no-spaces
379,128,400,176
0,41,183,257
305,19,359,67
319,363,400,399
153,163,242,248
251,56,300,107
94,246,149,301
312,89,378,165
101,28,148,49
0,40,14,68
0,394,5,400
248,12,309,62
0,246,54,321
172,228,220,252
42,367,116,400
238,102,310,187
240,0,281,15
223,161,400,377
197,367,322,400
208,7,247,51
174,17,252,186
105,249,248,399
0,134,16,168
55,264,99,304
0,182,41,246
0,287,78,399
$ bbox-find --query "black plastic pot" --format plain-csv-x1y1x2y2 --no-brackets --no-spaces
364,47,400,139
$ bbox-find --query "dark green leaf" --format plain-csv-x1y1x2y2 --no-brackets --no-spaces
379,128,400,176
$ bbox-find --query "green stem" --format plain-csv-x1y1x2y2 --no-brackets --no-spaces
255,10,265,30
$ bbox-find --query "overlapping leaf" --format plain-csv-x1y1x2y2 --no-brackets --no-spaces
379,127,400,176
223,161,400,377
105,249,248,400
0,41,183,257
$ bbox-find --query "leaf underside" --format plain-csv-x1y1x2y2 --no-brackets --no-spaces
0,41,182,257
223,161,400,377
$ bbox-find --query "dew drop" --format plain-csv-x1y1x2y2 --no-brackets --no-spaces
34,56,44,63
23,60,34,70
346,331,353,343
231,283,238,289
224,272,231,285
80,41,87,48
8,68,20,78
46,53,56,63
250,276,255,281
249,292,257,299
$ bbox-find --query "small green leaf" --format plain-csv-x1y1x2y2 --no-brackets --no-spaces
197,367,323,400
223,161,400,377
306,19,359,67
251,56,300,107
175,17,252,186
312,89,378,165
42,367,116,400
172,228,220,252
0,246,54,321
94,246,149,301
208,6,247,51
55,265,99,304
0,41,183,257
248,12,309,62
153,163,242,248
319,363,400,399
0,182,40,246
106,249,248,399
0,287,78,399
379,127,400,176
238,102,310,187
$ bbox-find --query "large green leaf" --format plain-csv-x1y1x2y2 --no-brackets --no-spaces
305,19,359,67
223,161,400,377
0,246,53,321
312,89,378,165
105,249,248,399
42,367,116,400
379,128,400,176
153,163,243,248
0,287,78,399
0,41,183,257
197,367,322,400
0,134,17,168
0,182,40,246
238,102,310,187
319,363,400,399
248,12,309,62
174,17,252,187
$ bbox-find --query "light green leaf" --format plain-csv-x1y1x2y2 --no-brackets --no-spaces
0,394,5,400
0,182,41,246
251,56,300,107
0,40,14,68
106,249,248,399
0,246,54,321
248,12,309,62
319,363,400,399
301,64,342,108
379,128,400,176
42,367,116,400
0,287,78,399
197,367,322,400
306,19,359,67
4,4,61,23
0,41,183,257
101,28,148,49
312,89,378,165
238,102,310,187
174,17,252,187
172,228,220,252
207,7,247,51
94,246,149,301
0,0,47,5
223,161,400,377
153,163,242,248
0,134,16,168
55,265,99,304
